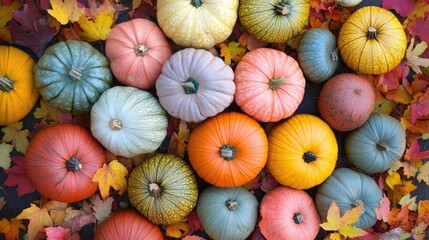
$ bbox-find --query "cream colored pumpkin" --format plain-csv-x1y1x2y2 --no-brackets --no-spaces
334,0,362,7
157,0,239,49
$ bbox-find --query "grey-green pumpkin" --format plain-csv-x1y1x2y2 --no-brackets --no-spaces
34,40,112,115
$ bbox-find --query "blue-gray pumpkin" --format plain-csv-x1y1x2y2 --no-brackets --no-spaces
297,28,339,83
345,112,406,174
315,168,382,230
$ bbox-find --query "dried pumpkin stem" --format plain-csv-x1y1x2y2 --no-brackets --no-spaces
0,76,14,92
182,77,199,94
109,118,122,130
69,66,82,81
376,142,389,151
220,144,236,160
293,213,304,224
355,89,362,95
149,183,161,197
274,2,291,15
269,77,286,90
367,26,377,40
190,0,203,8
66,157,82,172
303,151,318,163
134,43,149,56
226,199,239,211
330,48,339,62
352,199,365,213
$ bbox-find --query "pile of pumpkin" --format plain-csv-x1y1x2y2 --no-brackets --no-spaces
0,0,410,239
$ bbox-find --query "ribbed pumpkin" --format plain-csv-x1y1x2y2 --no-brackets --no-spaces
338,6,407,74
334,0,362,7
316,167,382,229
128,154,198,225
0,45,39,126
345,113,406,174
24,124,106,202
197,186,259,240
34,40,112,115
156,48,235,122
105,18,172,90
234,48,306,122
187,112,268,187
93,209,163,240
297,28,339,83
267,114,338,190
157,0,239,49
239,0,310,43
90,86,168,158
318,73,375,132
259,186,321,240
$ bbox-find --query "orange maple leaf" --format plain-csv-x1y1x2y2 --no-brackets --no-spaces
91,160,128,199
168,120,190,158
16,204,53,240
165,222,190,238
417,200,429,225
0,218,26,240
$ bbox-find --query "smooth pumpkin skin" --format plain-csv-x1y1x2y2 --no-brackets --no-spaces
93,209,163,240
234,48,305,122
105,18,172,90
334,0,362,7
0,45,39,126
188,112,268,187
345,112,406,174
259,186,320,240
267,114,338,189
197,186,259,240
318,73,375,132
24,124,106,202
316,167,382,230
239,0,310,43
90,86,168,158
297,28,339,84
127,154,198,225
34,40,112,115
338,6,407,74
157,0,239,49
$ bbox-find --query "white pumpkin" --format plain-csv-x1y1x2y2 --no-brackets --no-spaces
90,86,168,157
155,48,235,123
334,0,362,7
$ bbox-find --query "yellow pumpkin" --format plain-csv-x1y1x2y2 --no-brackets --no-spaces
0,45,39,126
338,6,407,74
157,0,239,49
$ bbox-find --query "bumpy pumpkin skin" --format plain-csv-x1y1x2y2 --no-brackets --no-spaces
267,114,338,190
94,209,163,240
239,0,310,43
345,113,406,174
0,45,39,126
157,0,239,49
128,154,198,225
105,18,172,90
34,40,112,115
338,6,407,74
259,186,321,240
318,73,375,132
316,167,382,230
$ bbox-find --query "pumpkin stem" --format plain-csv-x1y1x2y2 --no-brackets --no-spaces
274,2,291,15
376,142,389,151
134,43,149,56
355,88,362,95
148,183,161,197
69,66,82,81
0,76,14,92
66,157,82,172
303,151,318,163
109,118,122,130
269,77,286,90
190,0,203,8
293,213,304,224
226,199,239,211
352,199,365,213
367,26,377,40
330,48,339,62
182,77,199,94
220,144,236,160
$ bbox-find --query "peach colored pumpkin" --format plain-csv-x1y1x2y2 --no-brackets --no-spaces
105,18,172,90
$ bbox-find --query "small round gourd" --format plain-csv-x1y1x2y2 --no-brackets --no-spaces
90,86,168,158
345,113,406,174
334,0,362,7
197,186,259,240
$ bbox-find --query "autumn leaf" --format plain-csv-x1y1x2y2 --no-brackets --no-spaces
0,143,13,169
410,222,428,240
373,98,397,115
385,172,402,190
3,157,36,197
405,139,429,164
92,159,128,199
77,9,114,42
169,120,190,158
417,200,429,224
0,0,21,42
417,160,429,184
89,194,114,222
402,161,419,178
16,204,53,240
412,17,429,44
47,0,84,25
1,122,29,153
401,105,429,134
410,91,429,124
44,226,72,240
33,99,59,124
186,211,203,232
0,197,5,211
406,38,429,74
85,0,115,19
382,0,415,17
375,194,390,222
182,236,205,240
388,205,410,228
399,193,418,211
165,222,190,238
0,218,26,240
43,201,68,226
219,41,247,65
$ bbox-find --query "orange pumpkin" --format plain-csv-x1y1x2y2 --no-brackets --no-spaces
234,48,306,122
105,18,172,90
187,112,268,187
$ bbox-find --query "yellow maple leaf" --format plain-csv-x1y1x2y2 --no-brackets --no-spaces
77,9,114,42
169,120,190,158
47,0,84,25
0,218,26,240
417,161,429,185
91,160,128,199
16,204,53,240
385,172,402,190
219,41,247,65
33,99,59,124
399,193,418,211
406,38,429,74
1,122,29,154
165,222,189,238
43,201,69,226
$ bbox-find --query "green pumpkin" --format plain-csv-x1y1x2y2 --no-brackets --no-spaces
197,186,259,240
345,113,406,174
128,154,198,225
239,0,310,43
34,40,112,115
297,28,339,83
315,168,382,230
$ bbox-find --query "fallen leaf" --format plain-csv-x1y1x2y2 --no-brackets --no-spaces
3,156,36,197
386,85,413,104
417,161,429,184
399,193,418,211
16,204,53,240
90,194,114,222
0,0,21,42
33,99,59,124
417,200,429,224
0,197,5,211
402,161,419,178
219,41,247,65
182,236,205,240
1,122,29,153
405,139,429,165
388,205,410,228
186,211,203,232
165,222,189,238
385,172,402,190
411,222,428,240
43,201,68,226
382,0,415,17
373,98,397,115
401,105,429,134
0,218,26,240
378,227,402,240
44,226,71,240
169,120,190,158
260,169,278,193
85,0,115,19
91,159,128,199
47,0,84,24
77,9,114,42
375,194,390,222
413,17,429,44
12,3,44,31
410,91,429,124
0,143,13,169
406,38,429,74
403,77,428,96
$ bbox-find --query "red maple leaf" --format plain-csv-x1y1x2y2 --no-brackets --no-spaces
382,0,416,17
377,61,409,93
12,3,43,31
405,139,429,164
411,91,429,123
414,17,429,44
3,156,36,197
